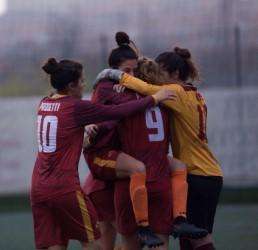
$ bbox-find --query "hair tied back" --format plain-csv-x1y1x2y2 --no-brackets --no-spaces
42,58,60,75
115,32,130,47
174,47,191,60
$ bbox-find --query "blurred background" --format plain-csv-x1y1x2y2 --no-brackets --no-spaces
0,0,257,249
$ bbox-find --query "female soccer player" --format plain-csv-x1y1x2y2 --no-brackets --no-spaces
97,47,223,250
83,32,166,249
30,57,172,250
85,33,207,250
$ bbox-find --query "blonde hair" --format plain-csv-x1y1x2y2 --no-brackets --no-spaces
134,57,168,84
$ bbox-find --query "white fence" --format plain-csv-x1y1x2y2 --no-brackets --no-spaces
0,88,258,194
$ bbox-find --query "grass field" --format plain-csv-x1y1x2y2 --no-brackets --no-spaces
0,205,257,250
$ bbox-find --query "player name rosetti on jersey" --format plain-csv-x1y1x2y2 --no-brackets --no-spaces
39,102,61,112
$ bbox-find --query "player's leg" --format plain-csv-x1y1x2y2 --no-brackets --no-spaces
87,150,149,227
89,150,148,226
85,150,158,248
180,236,215,250
81,241,102,250
88,150,163,247
116,152,148,226
180,237,215,250
115,179,163,248
98,221,116,250
48,246,67,250
83,173,117,250
190,234,214,250
121,234,141,250
168,156,208,239
37,246,67,250
87,187,116,250
116,152,164,247
186,174,223,250
146,178,171,250
52,190,101,249
32,201,68,250
168,156,188,219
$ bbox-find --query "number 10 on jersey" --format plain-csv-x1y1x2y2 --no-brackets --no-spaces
37,115,58,153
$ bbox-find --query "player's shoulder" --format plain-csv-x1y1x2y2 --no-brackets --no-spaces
162,83,185,93
53,96,86,113
41,95,75,102
169,83,196,92
180,83,206,103
169,84,199,102
181,83,197,92
38,96,74,110
93,78,121,103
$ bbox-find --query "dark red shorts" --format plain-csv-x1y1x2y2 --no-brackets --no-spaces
114,177,172,236
85,150,120,181
89,186,115,222
31,190,100,249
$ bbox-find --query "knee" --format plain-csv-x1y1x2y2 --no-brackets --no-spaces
132,161,146,174
100,222,116,235
170,157,186,171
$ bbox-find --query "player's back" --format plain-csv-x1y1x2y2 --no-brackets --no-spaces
170,84,223,176
31,96,84,203
118,92,170,182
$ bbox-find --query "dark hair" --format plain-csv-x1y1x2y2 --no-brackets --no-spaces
42,58,83,91
108,31,138,68
155,47,199,82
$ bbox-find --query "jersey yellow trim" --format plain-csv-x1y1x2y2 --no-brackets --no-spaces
76,190,95,242
93,157,116,169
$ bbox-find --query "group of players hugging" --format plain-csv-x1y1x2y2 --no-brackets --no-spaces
31,32,223,250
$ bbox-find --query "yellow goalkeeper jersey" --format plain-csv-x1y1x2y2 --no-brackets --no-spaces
120,73,222,177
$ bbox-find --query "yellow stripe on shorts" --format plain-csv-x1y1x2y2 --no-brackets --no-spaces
93,156,116,168
76,190,95,242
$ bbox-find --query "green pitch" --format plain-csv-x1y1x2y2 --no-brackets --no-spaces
0,205,257,250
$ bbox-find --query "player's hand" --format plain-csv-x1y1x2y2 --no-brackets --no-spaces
95,69,124,85
152,88,176,103
113,84,126,93
85,124,98,138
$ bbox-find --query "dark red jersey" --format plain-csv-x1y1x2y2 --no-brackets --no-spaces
84,80,134,154
31,94,155,203
90,85,171,182
83,80,131,193
118,92,170,182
